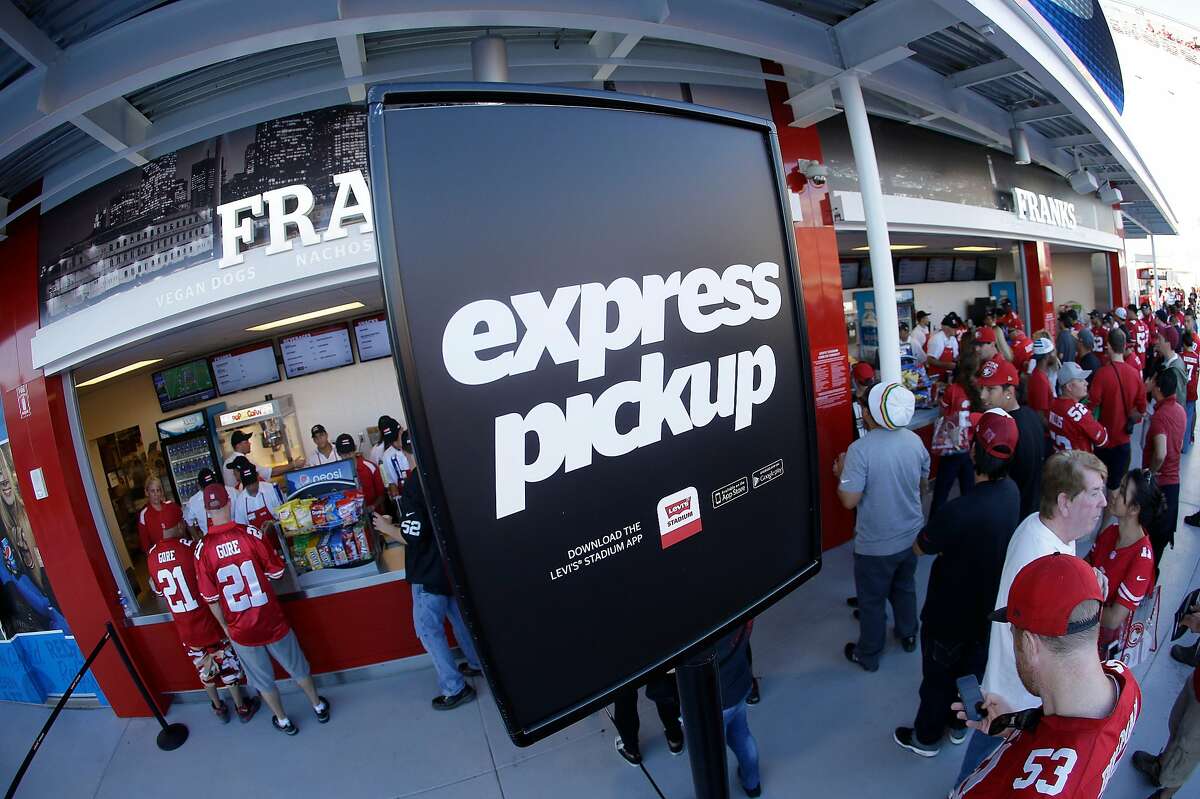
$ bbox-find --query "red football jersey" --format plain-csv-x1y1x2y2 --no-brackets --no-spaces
196,522,289,646
147,537,224,648
998,311,1024,332
1182,346,1199,402
1027,369,1053,416
138,500,183,555
1086,525,1155,611
1048,397,1109,453
1130,319,1149,355
953,661,1141,799
355,456,386,509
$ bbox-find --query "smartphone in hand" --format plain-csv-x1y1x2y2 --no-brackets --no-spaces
956,675,985,722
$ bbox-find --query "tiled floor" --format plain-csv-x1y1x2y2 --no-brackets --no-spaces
3,446,1200,799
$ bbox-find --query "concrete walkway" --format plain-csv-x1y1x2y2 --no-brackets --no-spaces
3,449,1200,798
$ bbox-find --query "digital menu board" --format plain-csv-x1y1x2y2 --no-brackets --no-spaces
280,323,355,378
840,261,860,290
210,341,279,395
151,359,218,412
926,257,954,282
953,257,977,281
858,262,874,287
896,258,927,285
353,314,392,361
975,256,998,281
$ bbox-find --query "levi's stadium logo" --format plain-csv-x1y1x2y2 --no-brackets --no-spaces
657,487,702,550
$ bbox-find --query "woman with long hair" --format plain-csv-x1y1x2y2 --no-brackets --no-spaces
0,444,68,634
930,348,982,513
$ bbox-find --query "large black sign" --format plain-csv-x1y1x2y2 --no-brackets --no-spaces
368,85,820,744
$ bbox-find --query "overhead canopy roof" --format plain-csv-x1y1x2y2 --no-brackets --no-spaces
0,0,1176,239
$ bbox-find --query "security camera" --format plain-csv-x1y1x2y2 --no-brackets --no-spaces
803,161,829,187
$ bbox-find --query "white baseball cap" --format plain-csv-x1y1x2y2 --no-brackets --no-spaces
1057,361,1091,387
867,382,916,430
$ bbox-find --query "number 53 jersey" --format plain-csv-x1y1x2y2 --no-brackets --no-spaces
147,537,224,648
196,522,290,646
953,661,1141,799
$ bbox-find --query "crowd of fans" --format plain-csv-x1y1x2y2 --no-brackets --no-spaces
837,287,1199,797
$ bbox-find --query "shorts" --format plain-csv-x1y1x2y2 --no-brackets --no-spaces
185,640,244,687
231,629,311,694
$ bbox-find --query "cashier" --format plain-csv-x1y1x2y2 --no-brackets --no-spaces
378,419,412,496
367,414,399,466
228,456,283,541
182,468,222,536
335,433,386,513
308,424,340,466
223,430,273,489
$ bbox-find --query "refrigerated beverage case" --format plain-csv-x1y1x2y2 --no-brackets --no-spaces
157,410,221,504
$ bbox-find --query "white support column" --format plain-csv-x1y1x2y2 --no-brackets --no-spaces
837,71,900,383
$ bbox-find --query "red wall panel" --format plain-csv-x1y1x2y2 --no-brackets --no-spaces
1022,241,1057,336
764,64,856,549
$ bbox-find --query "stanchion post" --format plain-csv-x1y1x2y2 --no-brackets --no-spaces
676,647,730,799
104,622,188,751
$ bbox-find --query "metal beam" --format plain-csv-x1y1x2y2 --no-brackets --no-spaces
785,82,840,126
833,0,956,71
0,0,58,68
945,57,1022,88
72,99,152,166
336,34,367,102
593,32,642,80
1011,102,1072,123
1047,133,1099,147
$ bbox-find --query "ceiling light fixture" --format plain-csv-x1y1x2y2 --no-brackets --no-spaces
75,359,163,388
953,246,1002,252
246,302,366,332
851,244,926,252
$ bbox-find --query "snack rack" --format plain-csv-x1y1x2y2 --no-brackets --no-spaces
279,460,379,588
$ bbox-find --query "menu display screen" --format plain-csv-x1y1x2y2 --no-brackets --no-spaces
280,324,355,378
152,359,218,412
953,258,977,281
926,257,954,282
858,262,874,287
353,314,392,361
975,256,998,281
210,341,279,395
840,261,859,289
896,258,927,285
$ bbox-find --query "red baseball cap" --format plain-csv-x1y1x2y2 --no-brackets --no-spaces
974,408,1018,460
976,358,1018,387
851,361,875,385
203,483,230,511
974,326,998,345
1010,333,1034,372
990,553,1102,636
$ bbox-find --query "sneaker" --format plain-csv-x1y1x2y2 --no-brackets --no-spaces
314,696,330,723
211,699,230,724
948,726,968,745
844,642,878,672
747,677,760,705
235,696,261,724
893,726,940,758
614,736,642,766
665,731,684,755
901,636,917,653
272,716,299,736
432,684,476,711
1185,511,1200,527
458,662,483,678
737,767,762,797
1132,750,1162,786
1171,644,1200,668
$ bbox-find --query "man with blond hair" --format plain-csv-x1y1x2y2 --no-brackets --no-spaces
952,450,1109,786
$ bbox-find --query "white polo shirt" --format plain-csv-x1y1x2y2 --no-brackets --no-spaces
308,446,341,466
223,455,272,489
379,446,411,488
231,481,284,528
982,512,1075,712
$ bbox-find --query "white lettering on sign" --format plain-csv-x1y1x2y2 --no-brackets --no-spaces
441,263,784,519
1013,187,1077,229
218,402,275,427
216,170,373,268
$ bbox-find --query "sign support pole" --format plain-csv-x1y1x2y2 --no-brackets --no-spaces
676,647,730,799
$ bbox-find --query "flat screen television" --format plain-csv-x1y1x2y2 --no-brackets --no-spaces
858,261,874,287
353,313,392,362
280,323,355,379
840,261,859,290
210,341,280,395
926,257,954,282
896,258,927,285
953,257,978,281
152,358,218,412
974,256,998,281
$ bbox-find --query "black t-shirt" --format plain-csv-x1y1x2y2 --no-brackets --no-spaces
397,477,451,595
1080,352,1102,384
918,478,1020,642
1009,404,1045,519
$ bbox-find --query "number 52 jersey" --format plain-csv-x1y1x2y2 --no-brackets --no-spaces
147,537,224,648
196,522,290,647
953,661,1140,799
